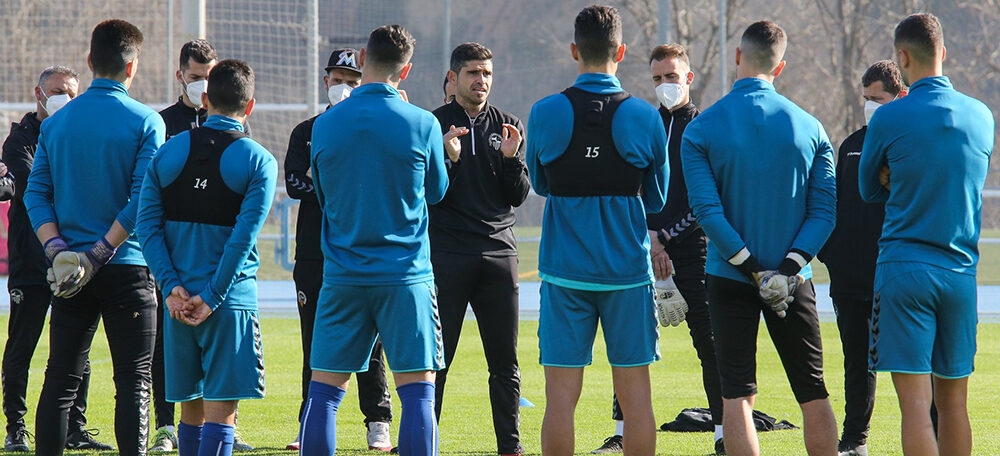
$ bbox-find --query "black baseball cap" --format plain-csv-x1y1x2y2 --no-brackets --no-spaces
325,48,361,73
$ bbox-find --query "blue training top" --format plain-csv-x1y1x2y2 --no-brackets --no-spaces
526,73,669,290
682,77,836,284
25,78,166,265
137,115,278,310
859,76,993,275
311,82,449,286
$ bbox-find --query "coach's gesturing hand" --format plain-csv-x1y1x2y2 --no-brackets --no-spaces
180,295,213,327
500,123,522,158
443,125,469,163
166,286,192,321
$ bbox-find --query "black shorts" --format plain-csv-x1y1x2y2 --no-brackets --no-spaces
706,274,827,403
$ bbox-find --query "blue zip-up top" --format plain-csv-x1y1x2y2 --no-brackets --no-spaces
137,115,277,310
311,83,449,286
25,78,165,265
682,77,836,284
526,73,669,290
859,76,993,274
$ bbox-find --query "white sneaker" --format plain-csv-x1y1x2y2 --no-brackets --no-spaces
367,421,393,452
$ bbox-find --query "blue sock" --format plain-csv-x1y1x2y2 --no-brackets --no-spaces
177,422,203,456
300,381,346,456
198,422,235,456
397,381,437,456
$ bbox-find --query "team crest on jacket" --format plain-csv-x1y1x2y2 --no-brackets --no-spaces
10,289,22,305
489,133,502,151
297,290,307,307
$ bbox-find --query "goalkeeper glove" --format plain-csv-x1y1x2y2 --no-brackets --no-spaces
43,237,83,296
53,238,117,298
728,247,791,318
776,250,810,304
654,276,688,327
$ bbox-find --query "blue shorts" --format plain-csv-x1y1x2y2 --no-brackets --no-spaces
311,281,444,373
164,309,265,402
538,282,660,367
871,261,977,378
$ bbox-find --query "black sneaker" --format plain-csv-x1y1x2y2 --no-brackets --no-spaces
714,438,726,455
4,428,31,452
65,428,115,451
590,435,623,454
837,439,868,456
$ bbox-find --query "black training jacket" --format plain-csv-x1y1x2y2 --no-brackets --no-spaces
817,126,885,299
646,102,703,245
159,96,251,141
284,113,323,261
429,100,531,256
1,112,46,287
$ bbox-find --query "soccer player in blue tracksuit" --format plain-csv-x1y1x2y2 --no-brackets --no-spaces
859,14,993,456
299,25,448,456
24,20,164,456
681,21,838,456
136,59,275,456
527,6,669,456
817,60,906,456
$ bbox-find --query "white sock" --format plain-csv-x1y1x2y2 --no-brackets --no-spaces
614,420,624,436
714,425,723,441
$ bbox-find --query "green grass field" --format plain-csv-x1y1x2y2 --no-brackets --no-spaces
4,315,1000,455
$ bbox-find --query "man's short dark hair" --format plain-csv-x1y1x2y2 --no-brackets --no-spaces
450,42,493,74
206,59,254,115
649,44,690,67
574,5,622,66
365,25,416,76
894,13,943,65
739,20,787,72
89,19,144,78
862,60,905,96
442,76,449,96
179,39,217,70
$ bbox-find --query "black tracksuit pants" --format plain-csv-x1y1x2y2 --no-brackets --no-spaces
151,288,174,429
611,240,723,426
294,260,392,425
832,297,875,443
2,284,91,434
432,251,522,454
35,265,156,456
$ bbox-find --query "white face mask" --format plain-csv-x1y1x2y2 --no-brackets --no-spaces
327,83,353,106
184,79,209,108
863,99,882,125
655,82,685,110
41,91,71,115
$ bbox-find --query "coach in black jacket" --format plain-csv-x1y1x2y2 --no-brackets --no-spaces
817,60,904,456
430,42,530,456
0,66,111,451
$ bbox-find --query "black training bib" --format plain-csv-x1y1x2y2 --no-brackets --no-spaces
162,127,246,227
543,86,643,197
